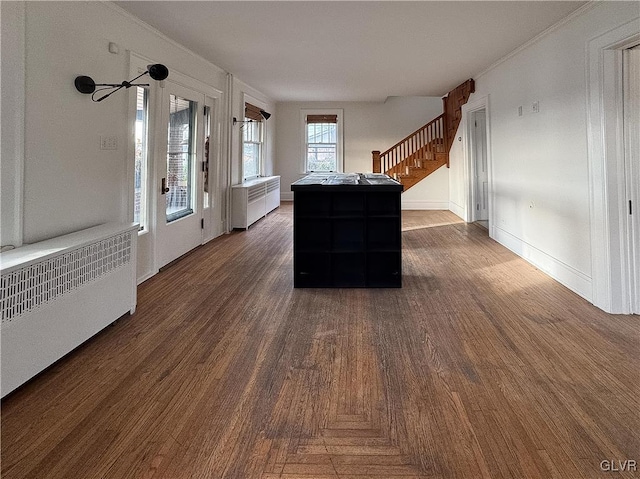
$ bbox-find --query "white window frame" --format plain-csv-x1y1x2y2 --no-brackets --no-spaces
242,94,267,180
133,86,150,232
242,118,263,180
300,109,344,174
127,55,159,238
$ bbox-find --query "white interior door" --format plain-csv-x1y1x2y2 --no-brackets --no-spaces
156,82,204,268
473,110,489,222
624,45,639,314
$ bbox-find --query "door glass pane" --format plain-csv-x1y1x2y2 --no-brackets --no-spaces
203,105,211,208
166,94,196,222
134,87,149,230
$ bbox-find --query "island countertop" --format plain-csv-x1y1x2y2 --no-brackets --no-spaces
291,173,403,192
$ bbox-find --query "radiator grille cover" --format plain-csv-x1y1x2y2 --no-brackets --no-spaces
266,177,280,193
1,232,132,323
247,184,264,202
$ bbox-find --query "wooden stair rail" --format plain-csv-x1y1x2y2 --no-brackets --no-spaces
372,114,446,175
372,78,475,189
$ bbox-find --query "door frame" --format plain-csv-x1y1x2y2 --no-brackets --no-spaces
623,45,640,314
586,20,640,314
202,92,225,243
127,53,224,280
155,80,205,269
462,95,493,230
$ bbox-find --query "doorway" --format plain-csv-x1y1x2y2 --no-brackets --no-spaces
471,109,488,227
128,54,225,281
156,82,205,269
587,24,640,314
462,96,491,229
623,44,639,314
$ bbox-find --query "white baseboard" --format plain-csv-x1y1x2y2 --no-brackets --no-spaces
137,269,157,285
448,201,466,220
401,200,449,210
492,226,592,302
281,192,293,201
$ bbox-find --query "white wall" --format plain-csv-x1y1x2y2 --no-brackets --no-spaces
1,2,275,282
1,2,25,249
448,122,466,219
10,1,225,244
275,97,448,206
449,2,640,301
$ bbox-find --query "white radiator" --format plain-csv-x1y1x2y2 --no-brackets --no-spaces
1,223,138,397
232,176,281,229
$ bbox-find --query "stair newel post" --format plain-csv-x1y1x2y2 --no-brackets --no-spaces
372,151,381,173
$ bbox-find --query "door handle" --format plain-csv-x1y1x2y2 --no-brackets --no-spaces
161,178,170,194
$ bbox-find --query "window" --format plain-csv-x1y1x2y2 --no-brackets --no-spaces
203,105,211,208
133,87,149,230
243,102,264,179
243,120,262,179
302,110,343,173
166,94,196,222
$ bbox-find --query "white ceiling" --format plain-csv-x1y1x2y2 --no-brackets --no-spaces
115,1,586,102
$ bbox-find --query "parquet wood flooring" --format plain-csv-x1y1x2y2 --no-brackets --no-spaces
2,204,638,478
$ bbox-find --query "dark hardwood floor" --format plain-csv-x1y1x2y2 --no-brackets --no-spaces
2,204,638,478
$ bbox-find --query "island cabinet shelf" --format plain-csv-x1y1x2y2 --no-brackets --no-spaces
291,173,403,288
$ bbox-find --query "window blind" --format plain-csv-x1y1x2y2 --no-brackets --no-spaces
245,102,263,121
306,114,338,124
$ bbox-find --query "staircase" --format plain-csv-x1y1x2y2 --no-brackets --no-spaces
372,79,475,191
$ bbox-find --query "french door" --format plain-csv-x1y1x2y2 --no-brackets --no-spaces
156,82,205,268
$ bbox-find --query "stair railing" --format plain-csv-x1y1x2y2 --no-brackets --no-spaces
372,114,446,176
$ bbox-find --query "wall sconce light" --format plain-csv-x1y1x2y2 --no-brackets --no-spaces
74,64,169,102
233,109,272,125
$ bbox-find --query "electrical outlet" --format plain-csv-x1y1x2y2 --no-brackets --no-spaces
518,106,523,117
532,101,540,113
100,136,117,150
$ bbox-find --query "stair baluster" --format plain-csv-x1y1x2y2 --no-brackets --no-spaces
371,78,474,190
371,114,447,190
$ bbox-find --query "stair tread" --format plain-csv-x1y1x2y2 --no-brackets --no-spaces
409,163,444,169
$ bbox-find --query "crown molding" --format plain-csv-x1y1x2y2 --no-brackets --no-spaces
475,1,598,80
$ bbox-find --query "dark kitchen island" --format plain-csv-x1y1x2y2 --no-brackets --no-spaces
291,173,403,288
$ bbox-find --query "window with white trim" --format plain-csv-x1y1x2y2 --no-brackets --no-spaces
302,110,343,173
243,102,264,179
